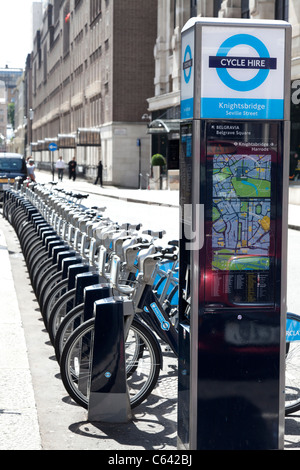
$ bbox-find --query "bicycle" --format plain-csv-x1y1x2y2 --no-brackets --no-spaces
9,185,178,410
45,230,146,343
53,237,177,359
59,258,298,416
39,222,143,331
5,183,296,418
59,245,178,409
61,315,162,409
19,195,107,304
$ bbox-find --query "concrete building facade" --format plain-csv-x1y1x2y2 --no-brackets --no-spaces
30,0,157,187
0,81,7,151
0,68,24,152
147,0,300,180
19,1,300,186
11,74,26,156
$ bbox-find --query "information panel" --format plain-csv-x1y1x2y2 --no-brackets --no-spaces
204,120,279,306
178,17,290,451
200,26,285,120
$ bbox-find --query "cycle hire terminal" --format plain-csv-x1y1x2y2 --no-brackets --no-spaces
178,17,291,450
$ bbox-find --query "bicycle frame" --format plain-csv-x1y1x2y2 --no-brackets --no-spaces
137,283,178,356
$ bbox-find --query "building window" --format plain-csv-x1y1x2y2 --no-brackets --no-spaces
53,0,62,24
33,63,37,95
63,2,70,57
90,0,102,24
190,0,197,18
213,0,222,17
275,0,289,20
43,43,47,83
75,0,83,9
37,30,42,69
172,0,176,29
241,0,250,18
47,3,53,29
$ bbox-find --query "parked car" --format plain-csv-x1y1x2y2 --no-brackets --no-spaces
0,153,27,201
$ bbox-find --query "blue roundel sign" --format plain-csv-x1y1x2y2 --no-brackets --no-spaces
183,44,193,84
48,142,58,151
216,34,271,92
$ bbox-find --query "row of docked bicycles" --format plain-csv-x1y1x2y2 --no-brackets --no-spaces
2,180,300,417
3,181,180,412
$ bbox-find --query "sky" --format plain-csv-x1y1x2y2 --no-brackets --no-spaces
0,0,39,69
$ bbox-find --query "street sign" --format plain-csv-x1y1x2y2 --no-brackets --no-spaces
48,142,58,151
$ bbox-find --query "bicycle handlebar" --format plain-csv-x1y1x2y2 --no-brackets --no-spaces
154,253,178,262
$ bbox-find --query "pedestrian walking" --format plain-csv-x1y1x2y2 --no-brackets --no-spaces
56,156,66,181
94,160,103,186
68,156,77,181
26,158,36,182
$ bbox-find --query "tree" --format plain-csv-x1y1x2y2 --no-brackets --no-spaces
7,102,15,129
151,153,166,166
151,154,166,189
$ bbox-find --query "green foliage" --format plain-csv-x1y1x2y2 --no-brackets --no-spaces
7,102,15,129
151,153,166,166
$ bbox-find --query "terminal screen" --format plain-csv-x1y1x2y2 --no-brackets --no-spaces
204,121,278,306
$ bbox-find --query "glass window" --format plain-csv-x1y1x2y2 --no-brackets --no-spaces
190,0,197,18
241,0,250,18
0,158,24,171
90,0,102,24
213,0,222,17
275,0,289,20
204,121,279,306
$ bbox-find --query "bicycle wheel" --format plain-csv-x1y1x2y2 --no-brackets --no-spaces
11,208,31,231
12,207,29,231
24,239,44,266
285,312,300,415
3,197,15,220
60,317,161,409
54,304,145,377
18,224,36,248
30,256,53,290
38,267,61,307
47,288,76,345
54,304,84,363
41,276,67,327
5,200,18,224
5,198,21,221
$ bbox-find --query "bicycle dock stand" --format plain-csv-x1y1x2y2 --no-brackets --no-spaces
74,272,104,305
83,284,113,322
76,284,113,398
87,296,135,423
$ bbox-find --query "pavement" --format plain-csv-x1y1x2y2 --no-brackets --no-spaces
1,172,300,450
33,169,300,228
37,170,181,208
0,228,42,450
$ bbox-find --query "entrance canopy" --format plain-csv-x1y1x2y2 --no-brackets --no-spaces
77,128,101,147
147,119,180,134
58,134,76,149
31,142,38,152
